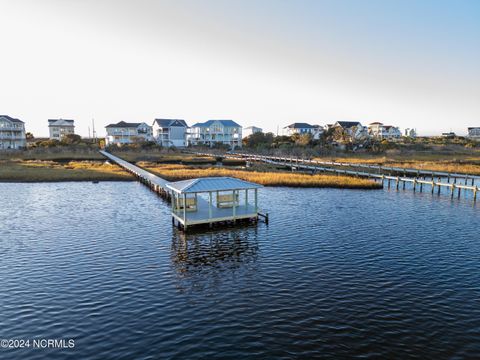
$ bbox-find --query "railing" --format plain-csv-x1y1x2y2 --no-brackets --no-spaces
189,151,480,201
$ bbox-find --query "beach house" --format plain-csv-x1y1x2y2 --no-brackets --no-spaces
152,119,188,147
284,123,324,139
48,119,75,140
105,121,153,146
188,120,242,148
0,115,26,149
368,122,402,140
242,126,263,139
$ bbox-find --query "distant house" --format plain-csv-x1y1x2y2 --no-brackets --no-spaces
441,132,456,139
0,115,26,149
284,123,323,139
368,122,401,139
468,127,480,140
188,120,242,148
105,121,153,146
242,126,263,139
152,119,188,147
333,121,368,140
48,119,75,140
404,128,417,138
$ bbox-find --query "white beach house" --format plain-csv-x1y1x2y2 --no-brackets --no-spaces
105,121,153,146
188,120,242,148
368,122,402,140
284,123,324,139
0,115,26,149
242,126,263,139
48,119,75,140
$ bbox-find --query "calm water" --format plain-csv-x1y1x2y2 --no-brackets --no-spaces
1,182,480,359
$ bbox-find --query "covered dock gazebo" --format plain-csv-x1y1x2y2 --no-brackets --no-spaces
166,177,263,230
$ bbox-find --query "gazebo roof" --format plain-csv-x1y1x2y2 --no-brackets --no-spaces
166,177,262,194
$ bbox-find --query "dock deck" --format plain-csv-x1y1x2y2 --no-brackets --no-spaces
172,196,258,226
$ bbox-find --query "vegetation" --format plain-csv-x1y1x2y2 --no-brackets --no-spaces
0,159,381,189
140,163,382,189
0,160,131,182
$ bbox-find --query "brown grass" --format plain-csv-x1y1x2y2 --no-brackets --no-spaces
140,163,381,189
0,160,132,182
0,159,381,189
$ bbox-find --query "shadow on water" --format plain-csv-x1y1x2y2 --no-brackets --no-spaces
170,225,260,293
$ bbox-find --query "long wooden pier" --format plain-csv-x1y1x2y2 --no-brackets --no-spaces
192,151,480,201
100,150,171,200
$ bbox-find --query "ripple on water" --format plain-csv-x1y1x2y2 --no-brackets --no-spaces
1,182,480,359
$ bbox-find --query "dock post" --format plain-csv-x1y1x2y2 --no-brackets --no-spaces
403,180,406,190
388,179,391,189
474,187,478,202
420,181,423,192
431,181,435,194
458,187,461,199
396,177,400,190
413,179,417,192
451,184,455,199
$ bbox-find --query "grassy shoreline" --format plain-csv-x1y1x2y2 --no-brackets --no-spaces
0,160,382,189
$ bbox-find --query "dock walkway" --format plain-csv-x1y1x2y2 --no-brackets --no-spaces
192,151,480,201
100,150,170,199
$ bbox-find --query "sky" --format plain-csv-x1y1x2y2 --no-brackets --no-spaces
0,0,479,137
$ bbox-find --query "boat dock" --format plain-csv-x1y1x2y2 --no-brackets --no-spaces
192,151,480,201
99,150,267,230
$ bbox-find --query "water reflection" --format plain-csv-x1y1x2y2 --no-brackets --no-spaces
171,225,260,293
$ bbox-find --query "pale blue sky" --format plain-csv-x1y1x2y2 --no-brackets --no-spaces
0,0,478,136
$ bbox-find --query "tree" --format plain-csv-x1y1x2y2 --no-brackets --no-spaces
60,134,82,145
26,132,34,140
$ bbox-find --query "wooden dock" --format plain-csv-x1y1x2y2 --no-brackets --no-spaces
99,151,268,230
99,150,171,200
192,151,480,201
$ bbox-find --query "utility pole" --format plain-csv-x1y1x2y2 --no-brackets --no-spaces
92,118,96,142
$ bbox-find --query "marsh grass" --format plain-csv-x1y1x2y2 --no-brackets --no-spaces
0,160,132,182
0,159,381,188
140,163,381,189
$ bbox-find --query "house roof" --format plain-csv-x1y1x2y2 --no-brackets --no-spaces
191,120,241,128
369,122,383,126
335,121,362,128
105,121,143,128
0,115,24,123
48,119,75,127
243,126,262,130
166,177,263,194
284,122,314,129
153,119,188,127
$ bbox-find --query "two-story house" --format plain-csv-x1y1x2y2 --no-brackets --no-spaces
468,127,480,140
105,121,153,146
368,122,401,139
333,121,369,141
0,115,27,149
284,123,323,139
48,119,75,140
152,119,188,147
242,126,263,139
188,120,242,148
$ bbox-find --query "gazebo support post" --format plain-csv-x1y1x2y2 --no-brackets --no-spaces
232,190,237,224
183,193,187,232
209,191,213,228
